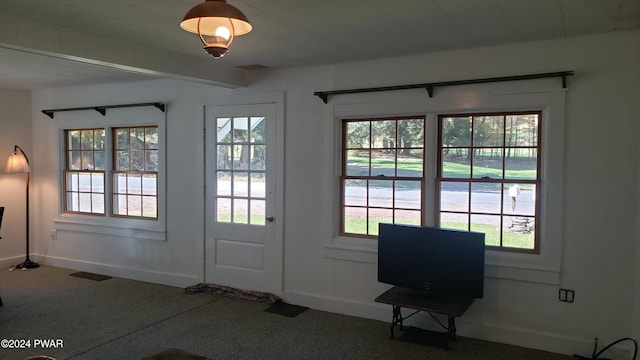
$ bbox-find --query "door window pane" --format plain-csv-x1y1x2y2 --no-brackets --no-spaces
215,116,268,226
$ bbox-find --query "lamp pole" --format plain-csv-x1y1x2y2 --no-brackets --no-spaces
17,168,38,269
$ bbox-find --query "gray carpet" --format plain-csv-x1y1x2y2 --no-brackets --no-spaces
0,266,573,360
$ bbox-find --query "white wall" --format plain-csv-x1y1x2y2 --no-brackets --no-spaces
0,88,31,265
19,29,640,357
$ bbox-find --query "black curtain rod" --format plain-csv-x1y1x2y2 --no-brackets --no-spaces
42,102,166,119
314,71,574,103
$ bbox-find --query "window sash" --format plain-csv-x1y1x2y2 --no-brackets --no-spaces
112,171,158,219
63,169,106,215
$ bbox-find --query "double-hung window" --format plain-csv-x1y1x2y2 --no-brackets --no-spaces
341,116,425,236
437,112,541,253
64,129,106,215
63,126,159,220
113,126,159,219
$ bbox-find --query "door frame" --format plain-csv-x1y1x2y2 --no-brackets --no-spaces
203,92,285,295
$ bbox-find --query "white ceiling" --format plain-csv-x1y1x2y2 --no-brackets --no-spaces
0,0,638,89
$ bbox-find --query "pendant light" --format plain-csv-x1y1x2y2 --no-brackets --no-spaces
180,0,252,59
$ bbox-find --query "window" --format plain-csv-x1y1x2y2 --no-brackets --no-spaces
215,116,266,225
438,112,541,253
63,126,159,220
64,129,106,215
341,116,425,236
113,127,159,219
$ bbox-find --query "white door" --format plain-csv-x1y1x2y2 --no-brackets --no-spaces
204,103,282,295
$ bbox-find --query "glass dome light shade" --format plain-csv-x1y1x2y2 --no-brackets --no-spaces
198,18,235,58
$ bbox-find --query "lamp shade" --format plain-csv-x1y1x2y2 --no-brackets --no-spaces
180,0,252,58
6,147,30,174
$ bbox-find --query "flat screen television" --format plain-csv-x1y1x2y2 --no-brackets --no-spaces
378,223,485,299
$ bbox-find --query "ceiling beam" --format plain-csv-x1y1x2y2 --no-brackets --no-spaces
0,13,247,88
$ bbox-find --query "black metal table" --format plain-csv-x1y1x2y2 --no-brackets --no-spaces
375,286,475,347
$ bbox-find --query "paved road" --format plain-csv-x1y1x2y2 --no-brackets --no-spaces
344,185,535,217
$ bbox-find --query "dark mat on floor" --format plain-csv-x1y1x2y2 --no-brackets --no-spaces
185,283,280,303
264,301,308,317
142,348,208,360
69,271,112,281
397,326,450,350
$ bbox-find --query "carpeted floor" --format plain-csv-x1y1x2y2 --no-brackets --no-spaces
0,266,574,360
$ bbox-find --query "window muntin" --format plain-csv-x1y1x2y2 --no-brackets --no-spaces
438,112,541,253
64,129,106,215
215,116,267,225
341,117,425,237
112,126,159,219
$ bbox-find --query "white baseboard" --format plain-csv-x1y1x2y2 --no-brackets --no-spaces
282,290,632,358
39,255,199,288
0,255,23,269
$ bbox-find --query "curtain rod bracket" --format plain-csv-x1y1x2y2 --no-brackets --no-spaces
154,103,166,113
313,93,329,104
425,84,434,98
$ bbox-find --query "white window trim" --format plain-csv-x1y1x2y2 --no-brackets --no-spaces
323,81,565,285
53,107,167,241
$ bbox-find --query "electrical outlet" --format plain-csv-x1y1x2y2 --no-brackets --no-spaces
559,288,575,303
51,229,57,241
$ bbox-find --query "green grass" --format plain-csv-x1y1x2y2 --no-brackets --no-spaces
344,218,534,250
441,221,534,249
348,155,536,180
216,214,265,225
347,156,423,173
344,217,420,236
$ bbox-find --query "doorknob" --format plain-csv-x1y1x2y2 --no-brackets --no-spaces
266,216,274,222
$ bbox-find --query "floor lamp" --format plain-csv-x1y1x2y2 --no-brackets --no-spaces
6,145,39,269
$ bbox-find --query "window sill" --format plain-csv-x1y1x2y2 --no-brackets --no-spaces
324,236,560,285
323,236,378,263
54,215,166,241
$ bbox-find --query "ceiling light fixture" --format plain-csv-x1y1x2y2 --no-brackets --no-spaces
180,0,252,59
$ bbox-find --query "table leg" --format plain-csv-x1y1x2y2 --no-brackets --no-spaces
390,305,403,339
447,315,456,340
